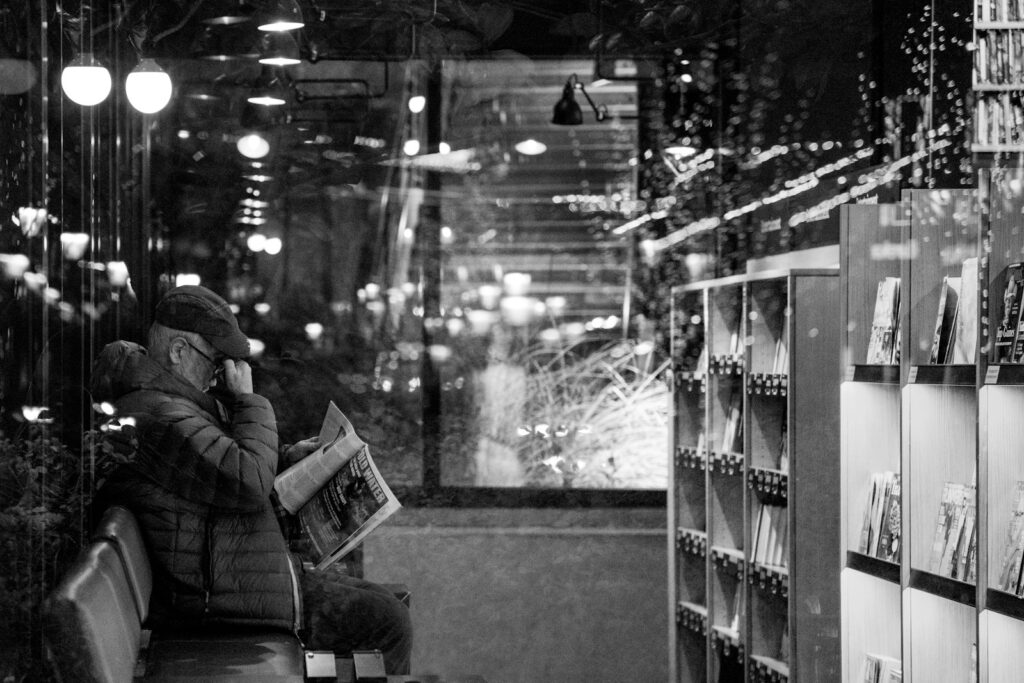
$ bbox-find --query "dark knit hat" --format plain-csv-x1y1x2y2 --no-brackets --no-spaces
154,285,250,358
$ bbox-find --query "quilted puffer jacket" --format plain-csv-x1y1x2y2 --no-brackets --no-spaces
91,340,300,632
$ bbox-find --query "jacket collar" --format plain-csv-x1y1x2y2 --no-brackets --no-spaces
92,340,221,417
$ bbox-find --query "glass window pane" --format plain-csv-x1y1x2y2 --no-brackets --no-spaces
436,58,668,490
151,58,427,488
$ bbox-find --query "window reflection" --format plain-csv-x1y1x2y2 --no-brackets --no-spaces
145,55,664,491
435,58,666,488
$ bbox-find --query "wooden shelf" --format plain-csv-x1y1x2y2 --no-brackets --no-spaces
846,551,901,584
983,363,1024,385
676,527,708,558
677,600,709,635
972,143,1024,153
749,563,789,599
747,467,788,504
975,20,1024,28
711,625,743,656
986,588,1024,620
674,445,707,472
908,569,977,607
709,450,744,476
906,364,976,385
709,354,744,375
749,655,789,683
974,83,1024,91
844,364,900,383
746,373,788,397
710,545,745,580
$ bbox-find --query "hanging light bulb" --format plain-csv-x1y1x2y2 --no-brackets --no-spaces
125,59,173,114
514,138,547,155
237,132,270,158
61,53,111,106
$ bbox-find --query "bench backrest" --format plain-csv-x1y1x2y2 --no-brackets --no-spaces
42,538,144,683
91,505,153,623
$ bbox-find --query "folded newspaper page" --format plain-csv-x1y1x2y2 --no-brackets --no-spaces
274,401,363,514
273,401,401,570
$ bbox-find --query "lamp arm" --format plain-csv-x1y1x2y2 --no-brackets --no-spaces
575,82,607,121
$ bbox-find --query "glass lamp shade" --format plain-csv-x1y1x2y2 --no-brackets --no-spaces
258,32,301,66
198,0,259,25
190,26,261,61
125,59,173,114
61,54,111,106
258,0,304,31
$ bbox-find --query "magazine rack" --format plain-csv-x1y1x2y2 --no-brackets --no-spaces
838,201,907,683
668,268,841,682
979,167,1024,682
839,188,983,682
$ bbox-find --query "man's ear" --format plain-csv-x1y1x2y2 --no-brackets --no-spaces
168,337,188,366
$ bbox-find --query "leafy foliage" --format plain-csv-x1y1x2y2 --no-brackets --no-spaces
502,339,670,489
0,426,130,683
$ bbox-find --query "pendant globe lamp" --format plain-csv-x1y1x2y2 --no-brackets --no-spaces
258,31,301,67
246,69,290,107
197,0,259,25
258,0,305,32
190,25,261,61
125,59,173,113
61,53,111,106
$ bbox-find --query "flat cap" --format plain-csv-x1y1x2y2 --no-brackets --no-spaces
154,285,250,358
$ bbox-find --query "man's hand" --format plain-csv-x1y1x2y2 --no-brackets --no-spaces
222,359,254,396
283,437,321,467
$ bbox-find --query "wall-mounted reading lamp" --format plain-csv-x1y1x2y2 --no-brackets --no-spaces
551,73,608,126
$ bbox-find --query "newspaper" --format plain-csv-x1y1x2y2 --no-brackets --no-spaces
273,401,401,570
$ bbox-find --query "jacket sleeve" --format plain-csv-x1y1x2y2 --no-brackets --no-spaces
144,392,280,511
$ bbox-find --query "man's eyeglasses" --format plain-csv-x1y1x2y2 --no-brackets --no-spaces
183,339,225,380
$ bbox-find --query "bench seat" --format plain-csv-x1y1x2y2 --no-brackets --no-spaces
143,630,305,682
43,506,306,683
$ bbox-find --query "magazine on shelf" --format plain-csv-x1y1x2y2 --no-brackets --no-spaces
861,653,902,683
928,275,961,364
877,474,901,564
928,482,975,579
997,482,1024,594
866,277,900,365
951,257,979,365
719,390,743,454
858,471,900,561
273,401,402,570
994,263,1024,363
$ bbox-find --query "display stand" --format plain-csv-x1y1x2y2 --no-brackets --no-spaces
972,0,1024,674
838,189,982,682
979,167,1024,683
669,268,841,682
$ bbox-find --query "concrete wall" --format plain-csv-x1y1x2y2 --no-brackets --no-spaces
363,507,668,683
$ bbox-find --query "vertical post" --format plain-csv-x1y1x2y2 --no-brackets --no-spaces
419,61,444,492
